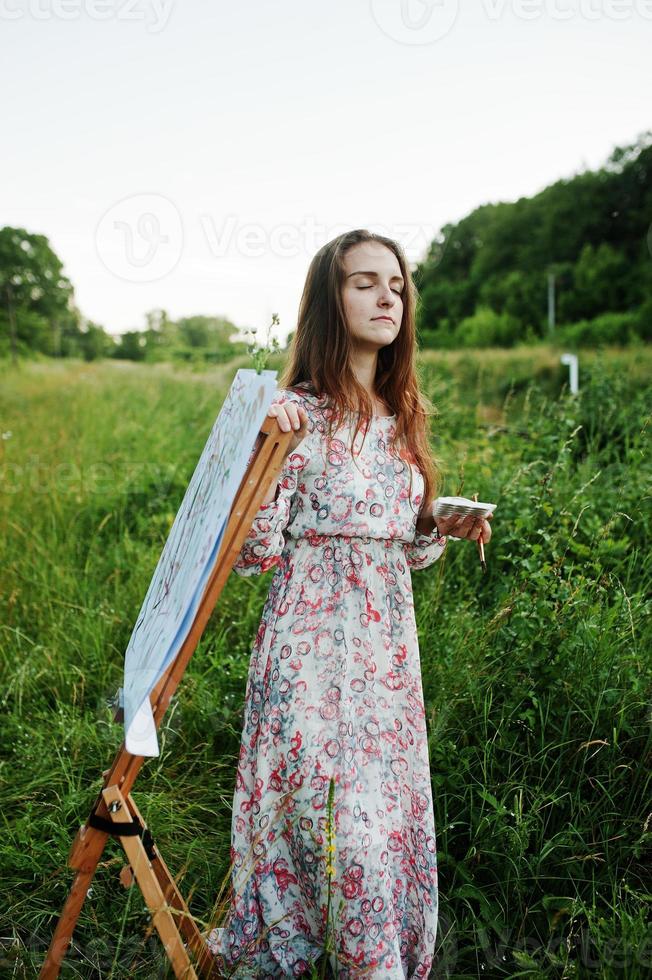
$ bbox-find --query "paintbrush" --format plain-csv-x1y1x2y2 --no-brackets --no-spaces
472,492,487,573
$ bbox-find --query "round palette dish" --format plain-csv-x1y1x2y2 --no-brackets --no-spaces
433,495,497,520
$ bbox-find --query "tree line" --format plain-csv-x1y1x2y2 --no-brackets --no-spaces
0,227,246,365
2,131,650,362
414,130,652,348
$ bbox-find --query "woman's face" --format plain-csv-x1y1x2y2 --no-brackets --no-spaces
340,241,404,351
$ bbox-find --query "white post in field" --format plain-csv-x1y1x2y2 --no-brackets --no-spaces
560,353,579,395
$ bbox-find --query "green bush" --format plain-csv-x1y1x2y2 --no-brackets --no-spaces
635,298,652,342
555,311,642,347
453,305,523,348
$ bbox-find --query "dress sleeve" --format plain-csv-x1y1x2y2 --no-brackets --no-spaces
404,521,448,571
231,390,314,577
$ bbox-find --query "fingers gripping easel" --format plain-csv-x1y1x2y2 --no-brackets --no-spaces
40,416,293,980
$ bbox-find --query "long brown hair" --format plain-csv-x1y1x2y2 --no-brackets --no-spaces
278,228,443,519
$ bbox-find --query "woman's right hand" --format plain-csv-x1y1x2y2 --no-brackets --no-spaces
267,402,310,456
436,510,493,544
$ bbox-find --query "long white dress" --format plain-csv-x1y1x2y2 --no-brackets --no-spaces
208,385,448,978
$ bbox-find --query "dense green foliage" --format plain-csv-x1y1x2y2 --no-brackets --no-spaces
415,132,652,348
1,350,649,977
0,227,88,360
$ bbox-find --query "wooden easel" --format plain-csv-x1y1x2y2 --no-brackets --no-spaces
40,415,293,979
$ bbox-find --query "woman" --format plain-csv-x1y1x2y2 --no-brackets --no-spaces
208,229,493,978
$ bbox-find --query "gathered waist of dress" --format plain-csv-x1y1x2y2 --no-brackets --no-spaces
285,529,412,548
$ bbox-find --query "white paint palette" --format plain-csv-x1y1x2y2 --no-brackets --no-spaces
433,495,497,520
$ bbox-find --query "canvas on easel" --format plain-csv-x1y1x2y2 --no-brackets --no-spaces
39,368,296,980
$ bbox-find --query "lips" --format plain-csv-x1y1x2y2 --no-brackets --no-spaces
372,316,394,324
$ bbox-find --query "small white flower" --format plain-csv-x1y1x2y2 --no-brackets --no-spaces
1,431,12,440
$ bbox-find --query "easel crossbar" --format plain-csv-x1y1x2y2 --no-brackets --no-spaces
88,808,156,859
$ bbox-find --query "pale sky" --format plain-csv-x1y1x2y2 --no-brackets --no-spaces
2,0,650,344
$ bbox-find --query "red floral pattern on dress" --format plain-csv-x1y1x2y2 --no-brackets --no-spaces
207,387,447,978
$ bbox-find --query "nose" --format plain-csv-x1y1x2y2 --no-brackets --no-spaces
378,283,396,307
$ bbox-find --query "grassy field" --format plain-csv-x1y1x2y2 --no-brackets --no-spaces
1,346,650,979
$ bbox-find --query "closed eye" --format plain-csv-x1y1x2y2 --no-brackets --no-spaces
356,286,403,295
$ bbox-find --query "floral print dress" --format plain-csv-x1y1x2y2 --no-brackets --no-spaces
207,386,448,979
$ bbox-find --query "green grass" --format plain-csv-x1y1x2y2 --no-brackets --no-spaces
1,348,650,978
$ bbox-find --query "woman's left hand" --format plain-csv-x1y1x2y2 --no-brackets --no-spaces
436,511,493,544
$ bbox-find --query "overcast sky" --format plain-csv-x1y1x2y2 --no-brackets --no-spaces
2,0,650,343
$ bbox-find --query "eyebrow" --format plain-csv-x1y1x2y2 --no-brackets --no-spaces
346,270,405,285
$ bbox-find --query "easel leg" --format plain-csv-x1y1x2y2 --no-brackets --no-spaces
39,868,98,978
39,800,112,980
124,793,221,978
102,785,198,979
